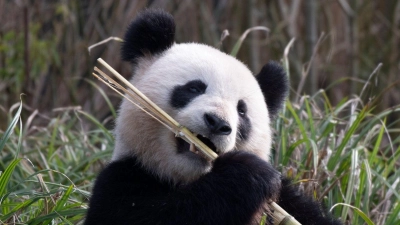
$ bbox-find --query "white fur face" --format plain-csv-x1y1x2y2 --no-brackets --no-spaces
113,43,272,184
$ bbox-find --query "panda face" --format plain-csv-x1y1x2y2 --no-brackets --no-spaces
113,10,288,184
113,43,272,184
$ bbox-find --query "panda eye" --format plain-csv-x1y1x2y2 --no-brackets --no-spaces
188,86,201,93
237,100,247,117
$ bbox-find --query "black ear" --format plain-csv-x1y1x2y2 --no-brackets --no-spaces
256,61,289,119
121,9,175,63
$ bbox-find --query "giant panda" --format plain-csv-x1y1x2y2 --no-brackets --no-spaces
85,9,342,225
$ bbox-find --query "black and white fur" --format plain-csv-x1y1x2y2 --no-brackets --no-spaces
85,10,342,225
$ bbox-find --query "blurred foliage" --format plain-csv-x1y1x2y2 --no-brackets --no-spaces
1,0,400,129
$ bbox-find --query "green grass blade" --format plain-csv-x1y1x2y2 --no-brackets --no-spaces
318,117,336,142
85,79,117,118
304,98,316,140
0,158,22,201
309,139,318,176
385,146,400,178
42,185,75,225
59,216,75,225
48,118,59,159
327,107,368,171
14,116,23,159
76,110,113,141
341,147,359,221
0,198,40,221
27,208,87,225
331,203,375,225
283,138,308,165
370,170,400,200
0,101,22,153
385,201,400,225
53,185,74,212
286,101,311,151
368,118,386,165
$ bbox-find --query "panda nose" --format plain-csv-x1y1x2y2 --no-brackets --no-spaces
204,113,232,135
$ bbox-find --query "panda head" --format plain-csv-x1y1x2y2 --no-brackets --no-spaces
113,9,288,184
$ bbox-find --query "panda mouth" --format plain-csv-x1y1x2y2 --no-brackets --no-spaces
176,134,218,157
196,135,218,154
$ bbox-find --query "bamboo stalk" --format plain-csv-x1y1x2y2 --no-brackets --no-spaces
93,58,301,225
270,202,301,225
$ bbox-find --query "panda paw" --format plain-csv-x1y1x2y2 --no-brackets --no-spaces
212,151,281,201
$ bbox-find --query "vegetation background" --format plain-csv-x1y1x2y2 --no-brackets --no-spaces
0,1,399,225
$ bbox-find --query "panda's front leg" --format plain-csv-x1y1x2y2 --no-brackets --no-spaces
161,151,281,225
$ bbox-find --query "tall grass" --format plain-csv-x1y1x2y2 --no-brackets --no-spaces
1,77,399,225
0,100,114,224
275,91,400,224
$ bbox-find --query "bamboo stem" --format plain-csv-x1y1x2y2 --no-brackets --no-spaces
271,202,301,225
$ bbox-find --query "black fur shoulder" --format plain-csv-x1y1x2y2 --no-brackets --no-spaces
121,9,175,63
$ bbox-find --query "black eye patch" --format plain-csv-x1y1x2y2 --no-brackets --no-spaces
237,100,251,141
170,80,207,108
